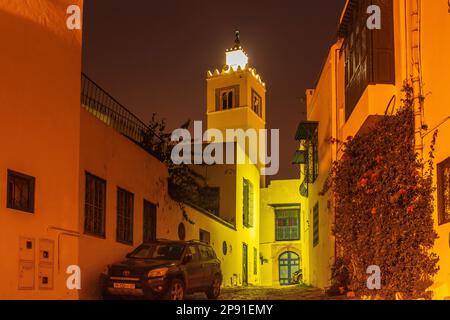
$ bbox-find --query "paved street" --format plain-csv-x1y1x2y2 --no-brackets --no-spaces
189,285,346,300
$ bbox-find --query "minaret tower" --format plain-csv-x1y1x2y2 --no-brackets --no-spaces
206,31,266,137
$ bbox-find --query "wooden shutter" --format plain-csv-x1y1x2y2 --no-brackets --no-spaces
371,0,395,84
248,181,254,227
243,179,249,226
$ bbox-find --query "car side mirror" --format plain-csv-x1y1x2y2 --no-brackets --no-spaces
183,254,193,264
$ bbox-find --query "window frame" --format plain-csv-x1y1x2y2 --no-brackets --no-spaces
199,229,211,244
116,187,134,245
84,172,107,238
251,89,262,117
143,200,157,243
243,178,254,228
437,157,450,225
343,0,395,120
215,85,240,111
187,245,200,261
6,169,35,214
275,208,300,242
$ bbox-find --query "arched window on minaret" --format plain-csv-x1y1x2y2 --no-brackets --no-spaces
227,91,233,109
218,87,236,110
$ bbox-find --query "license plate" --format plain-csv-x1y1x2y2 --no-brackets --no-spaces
113,283,135,289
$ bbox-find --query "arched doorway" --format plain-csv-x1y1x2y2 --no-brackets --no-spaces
278,251,300,285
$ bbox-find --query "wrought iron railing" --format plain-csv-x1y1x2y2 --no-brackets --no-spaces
81,73,162,149
299,179,309,197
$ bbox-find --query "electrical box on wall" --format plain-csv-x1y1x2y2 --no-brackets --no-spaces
18,261,35,290
18,237,35,290
19,237,35,261
38,239,55,290
38,265,53,290
39,239,54,264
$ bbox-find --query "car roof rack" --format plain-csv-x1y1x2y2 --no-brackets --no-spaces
188,240,209,244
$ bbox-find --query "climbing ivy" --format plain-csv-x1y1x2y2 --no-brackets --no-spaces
331,83,439,299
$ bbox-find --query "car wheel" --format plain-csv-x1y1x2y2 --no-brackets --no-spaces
165,279,185,300
206,275,221,300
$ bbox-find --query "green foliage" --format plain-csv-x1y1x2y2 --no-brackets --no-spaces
331,83,439,299
141,115,219,221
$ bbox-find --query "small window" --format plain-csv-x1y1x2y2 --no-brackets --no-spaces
222,241,228,255
251,90,262,117
313,203,319,247
207,246,216,259
216,86,239,111
307,128,319,184
275,209,300,241
199,229,211,244
7,170,35,213
243,178,254,228
84,172,106,237
187,245,200,261
199,245,215,260
116,187,134,245
178,222,186,240
438,157,450,225
143,201,157,243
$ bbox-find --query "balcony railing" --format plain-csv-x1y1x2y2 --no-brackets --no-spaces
81,73,163,153
299,179,308,197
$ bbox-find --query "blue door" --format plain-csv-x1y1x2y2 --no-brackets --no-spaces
279,251,300,285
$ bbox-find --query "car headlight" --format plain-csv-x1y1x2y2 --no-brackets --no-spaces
147,267,168,278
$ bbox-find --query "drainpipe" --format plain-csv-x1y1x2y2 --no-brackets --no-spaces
333,44,343,264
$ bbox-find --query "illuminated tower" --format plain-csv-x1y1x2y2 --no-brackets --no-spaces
204,32,265,286
206,31,266,138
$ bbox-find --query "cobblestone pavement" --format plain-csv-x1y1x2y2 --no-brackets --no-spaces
188,285,346,300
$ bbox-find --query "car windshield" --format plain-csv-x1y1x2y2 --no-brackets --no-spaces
128,244,185,260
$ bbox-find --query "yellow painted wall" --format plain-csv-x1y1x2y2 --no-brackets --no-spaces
419,0,450,300
235,160,261,286
260,180,302,287
0,0,83,300
303,46,338,289
190,163,237,225
309,0,450,298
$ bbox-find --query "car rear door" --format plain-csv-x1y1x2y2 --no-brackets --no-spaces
198,244,218,287
184,245,204,291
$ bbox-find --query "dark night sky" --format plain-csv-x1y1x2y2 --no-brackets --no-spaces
82,0,346,180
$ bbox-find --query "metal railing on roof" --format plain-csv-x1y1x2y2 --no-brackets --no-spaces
80,73,164,157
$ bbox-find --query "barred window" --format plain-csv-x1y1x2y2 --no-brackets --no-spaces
438,157,450,225
117,187,134,245
243,178,254,228
215,85,239,111
7,170,35,213
143,200,157,243
313,203,319,247
84,172,106,237
275,209,300,241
